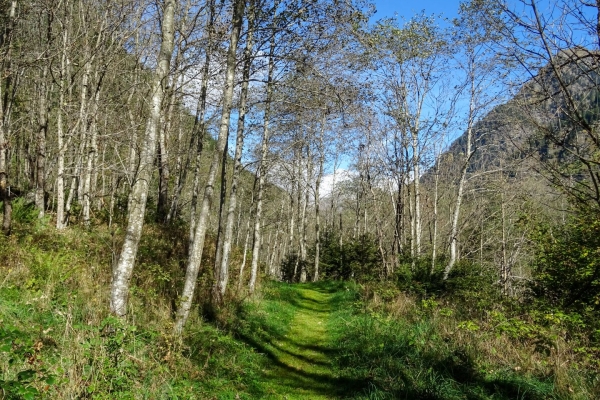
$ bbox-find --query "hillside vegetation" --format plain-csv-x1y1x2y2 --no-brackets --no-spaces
1,207,600,399
3,0,600,398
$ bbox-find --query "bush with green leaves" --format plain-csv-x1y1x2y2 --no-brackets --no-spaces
529,213,600,355
305,230,383,282
0,325,56,400
329,294,557,400
530,214,600,312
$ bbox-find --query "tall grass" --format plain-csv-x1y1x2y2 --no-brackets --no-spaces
328,283,597,400
0,207,289,399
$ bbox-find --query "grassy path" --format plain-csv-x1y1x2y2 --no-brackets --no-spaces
248,283,363,399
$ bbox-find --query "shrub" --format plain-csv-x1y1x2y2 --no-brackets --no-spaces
304,230,383,282
530,214,600,313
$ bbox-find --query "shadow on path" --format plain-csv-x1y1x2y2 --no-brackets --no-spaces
236,283,368,399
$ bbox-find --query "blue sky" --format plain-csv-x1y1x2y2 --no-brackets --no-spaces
370,0,462,22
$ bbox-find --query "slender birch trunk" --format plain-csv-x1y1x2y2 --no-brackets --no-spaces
430,158,440,275
412,135,421,256
77,43,92,207
186,0,216,247
156,112,171,222
408,180,414,262
300,144,312,283
215,4,255,301
83,72,103,225
312,110,327,281
238,191,254,290
500,190,508,295
293,158,302,279
110,0,176,317
174,0,244,334
36,64,50,219
164,0,193,223
444,58,476,280
56,9,69,229
0,0,17,235
288,155,297,277
249,17,276,293
269,199,284,276
235,188,244,246
213,142,228,286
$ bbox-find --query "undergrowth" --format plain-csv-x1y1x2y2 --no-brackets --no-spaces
329,282,599,399
2,200,599,399
0,202,290,399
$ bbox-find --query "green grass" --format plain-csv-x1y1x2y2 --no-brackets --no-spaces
328,285,597,400
230,281,367,399
1,214,598,399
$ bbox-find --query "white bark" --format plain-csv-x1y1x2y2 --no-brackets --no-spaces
0,0,17,234
216,6,255,300
174,0,244,334
249,20,276,293
110,0,176,317
187,0,216,252
36,65,49,219
444,58,476,280
430,155,440,275
313,112,326,282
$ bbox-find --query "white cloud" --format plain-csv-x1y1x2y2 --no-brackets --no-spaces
320,169,355,198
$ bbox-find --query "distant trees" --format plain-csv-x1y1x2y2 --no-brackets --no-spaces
4,0,600,337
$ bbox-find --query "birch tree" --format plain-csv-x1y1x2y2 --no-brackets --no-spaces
174,0,245,334
213,0,256,304
110,0,176,317
371,15,449,261
0,0,18,234
444,0,506,279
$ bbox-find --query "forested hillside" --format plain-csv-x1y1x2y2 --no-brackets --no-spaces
2,0,600,398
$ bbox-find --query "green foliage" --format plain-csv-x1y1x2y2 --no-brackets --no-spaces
9,198,38,226
443,261,500,314
306,230,383,282
329,301,557,400
344,233,384,282
0,325,56,400
80,316,143,398
531,215,600,312
527,213,600,360
394,257,501,319
279,251,305,283
394,256,442,295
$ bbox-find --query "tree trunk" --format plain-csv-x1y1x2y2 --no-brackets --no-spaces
110,0,176,317
83,70,103,226
36,64,50,219
186,0,216,247
313,114,326,282
444,62,476,280
269,199,284,277
238,191,254,290
156,113,170,222
214,4,255,302
412,132,421,257
0,0,17,235
430,159,440,275
174,0,244,334
56,10,69,229
212,139,229,303
299,145,311,283
288,156,297,278
249,17,275,293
